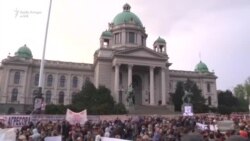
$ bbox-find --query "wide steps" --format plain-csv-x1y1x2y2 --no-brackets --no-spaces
127,105,177,115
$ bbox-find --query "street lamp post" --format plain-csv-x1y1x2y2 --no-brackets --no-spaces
33,0,52,114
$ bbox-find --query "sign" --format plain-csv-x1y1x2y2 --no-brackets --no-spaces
31,115,64,124
45,136,62,141
6,115,31,127
65,109,87,125
196,123,208,131
34,98,43,110
183,105,193,116
209,124,218,131
217,120,234,132
0,128,16,141
101,137,131,141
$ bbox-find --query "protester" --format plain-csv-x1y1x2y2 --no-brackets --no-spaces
1,113,250,141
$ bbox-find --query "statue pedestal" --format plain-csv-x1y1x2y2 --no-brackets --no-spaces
182,103,193,116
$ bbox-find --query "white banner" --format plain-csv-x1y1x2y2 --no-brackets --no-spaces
209,124,218,131
45,135,62,141
196,123,208,130
0,128,16,141
217,120,234,132
6,115,31,127
101,137,131,141
65,109,87,125
183,105,193,116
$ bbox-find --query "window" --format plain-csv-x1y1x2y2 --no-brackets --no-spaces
58,91,64,104
207,83,211,93
34,73,39,86
45,90,52,104
114,33,121,44
47,74,53,87
60,75,66,87
72,76,78,88
14,72,20,84
141,36,144,45
126,32,137,43
11,88,18,102
208,96,211,105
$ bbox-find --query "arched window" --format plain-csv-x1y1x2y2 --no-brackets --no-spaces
60,75,66,87
34,73,39,86
72,76,78,88
46,90,52,104
11,88,18,102
14,72,20,84
47,74,53,87
58,91,64,104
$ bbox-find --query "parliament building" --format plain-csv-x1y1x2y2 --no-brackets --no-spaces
0,4,218,113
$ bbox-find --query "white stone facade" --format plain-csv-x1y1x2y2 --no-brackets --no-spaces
0,4,217,113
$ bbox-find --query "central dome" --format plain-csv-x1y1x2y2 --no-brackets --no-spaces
15,44,33,59
112,3,143,27
195,61,209,73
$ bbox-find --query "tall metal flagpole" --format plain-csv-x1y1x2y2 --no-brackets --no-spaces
36,0,52,112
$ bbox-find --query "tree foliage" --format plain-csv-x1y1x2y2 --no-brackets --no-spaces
217,90,248,114
185,79,207,113
173,79,207,113
45,80,127,115
234,84,246,99
173,81,184,112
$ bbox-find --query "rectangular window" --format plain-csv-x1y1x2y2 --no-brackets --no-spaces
126,32,137,44
207,83,211,93
141,36,144,45
114,33,121,44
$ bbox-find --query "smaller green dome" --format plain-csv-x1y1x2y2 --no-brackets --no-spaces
15,44,33,59
112,3,143,27
195,61,209,73
154,37,166,44
101,30,113,37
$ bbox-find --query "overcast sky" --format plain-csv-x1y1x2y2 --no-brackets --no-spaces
0,0,250,91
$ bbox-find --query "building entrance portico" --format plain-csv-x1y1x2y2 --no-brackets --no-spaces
114,62,167,106
132,74,142,105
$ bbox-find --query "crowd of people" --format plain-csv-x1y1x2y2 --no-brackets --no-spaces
1,113,250,141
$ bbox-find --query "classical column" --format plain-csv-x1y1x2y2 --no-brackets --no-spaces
114,64,120,102
150,66,155,105
161,67,166,105
128,64,133,87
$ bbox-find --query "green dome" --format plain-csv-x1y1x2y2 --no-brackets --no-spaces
195,61,209,73
154,37,166,44
112,3,143,27
101,30,113,37
15,44,33,59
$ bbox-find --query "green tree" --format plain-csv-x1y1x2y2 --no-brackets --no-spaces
217,90,248,114
45,79,127,115
245,77,250,98
173,81,184,112
234,84,246,99
184,79,207,113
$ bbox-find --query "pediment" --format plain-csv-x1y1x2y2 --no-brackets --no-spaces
114,47,167,59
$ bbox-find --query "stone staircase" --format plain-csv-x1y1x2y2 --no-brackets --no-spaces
127,104,179,115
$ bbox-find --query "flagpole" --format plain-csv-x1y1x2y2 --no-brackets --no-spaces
36,0,52,112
